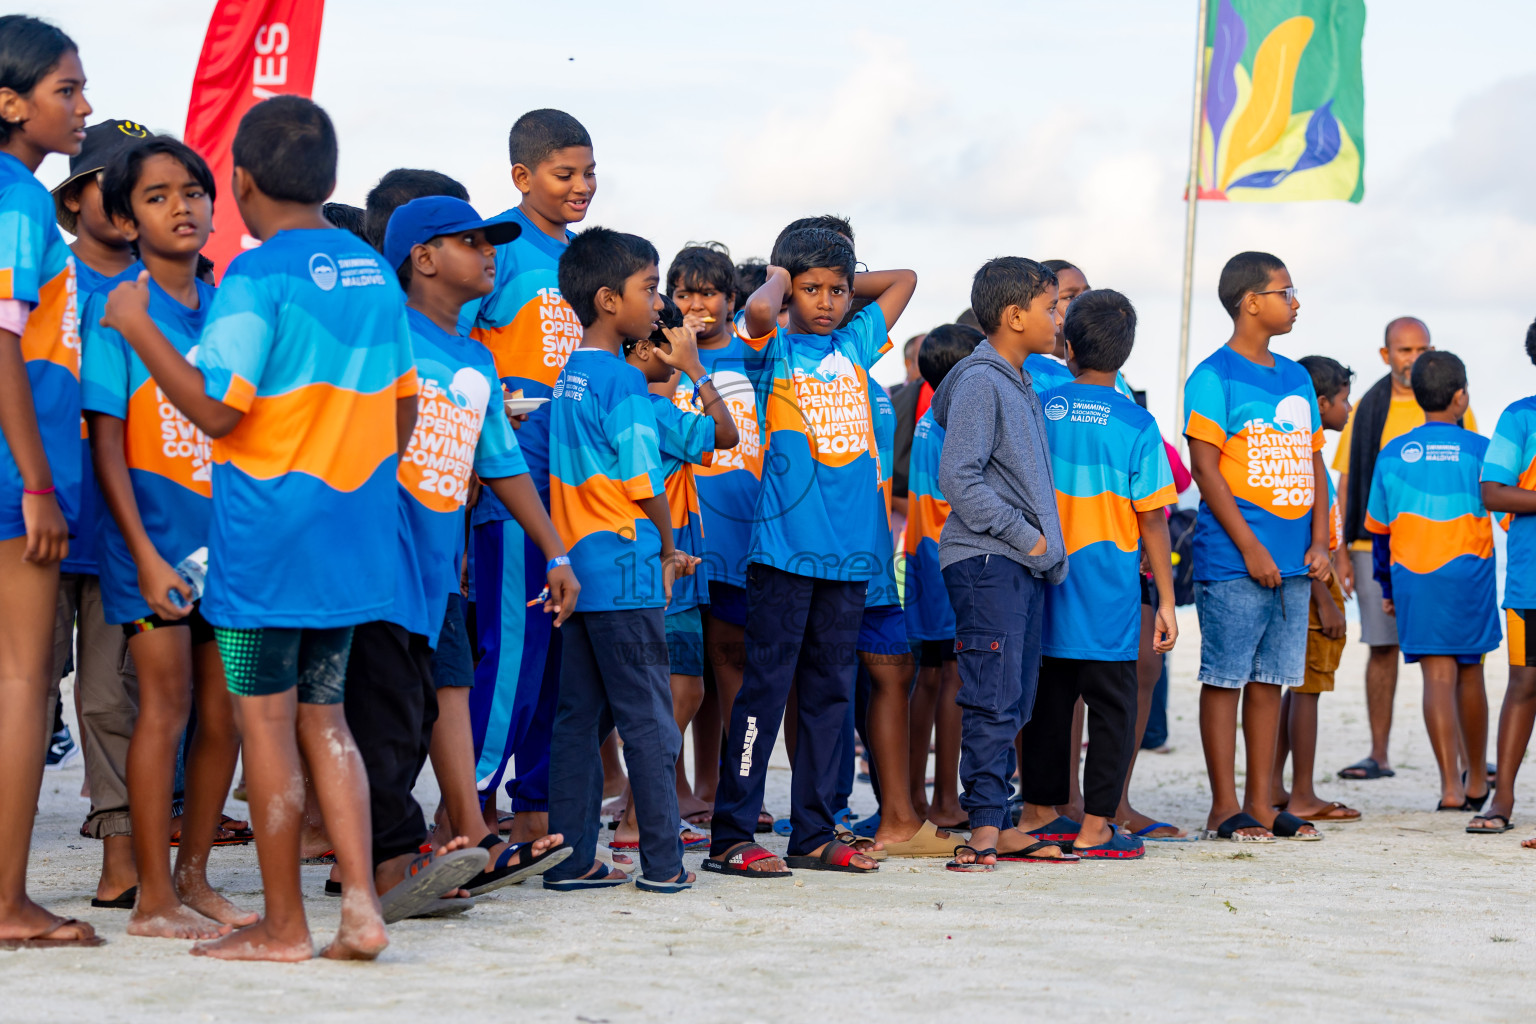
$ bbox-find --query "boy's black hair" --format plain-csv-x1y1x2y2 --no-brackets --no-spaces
775,215,854,249
969,257,1058,335
956,307,981,330
1527,318,1536,367
919,323,984,390
100,135,216,226
625,292,682,355
0,16,75,144
769,227,855,288
1041,258,1079,276
1217,250,1287,319
231,95,337,205
508,108,591,170
1063,289,1136,373
735,257,767,305
1410,350,1467,413
557,226,659,328
666,242,735,296
196,253,215,282
363,168,468,252
323,202,367,241
1297,355,1353,401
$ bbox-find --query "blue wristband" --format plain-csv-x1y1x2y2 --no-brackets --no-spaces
547,555,571,571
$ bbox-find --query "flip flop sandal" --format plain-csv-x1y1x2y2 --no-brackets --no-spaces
945,844,996,872
379,846,489,924
0,919,106,949
1270,811,1323,841
1337,757,1394,780
90,885,137,910
219,814,254,840
1072,831,1145,859
755,810,776,834
464,837,573,896
324,879,342,897
1467,814,1514,834
170,827,250,848
833,830,887,861
635,872,695,894
996,840,1079,863
301,849,337,865
409,896,476,918
1024,815,1081,843
496,812,516,835
543,863,632,891
785,840,879,874
1132,822,1200,842
701,842,791,879
1294,802,1361,823
1201,812,1275,843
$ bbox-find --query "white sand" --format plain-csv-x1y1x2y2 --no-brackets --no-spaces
12,610,1536,1023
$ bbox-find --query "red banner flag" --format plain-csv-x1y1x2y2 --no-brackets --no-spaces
184,0,325,278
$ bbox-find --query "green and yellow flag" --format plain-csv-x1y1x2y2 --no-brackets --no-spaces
1198,0,1366,202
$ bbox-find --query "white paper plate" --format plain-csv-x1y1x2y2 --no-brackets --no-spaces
503,397,550,415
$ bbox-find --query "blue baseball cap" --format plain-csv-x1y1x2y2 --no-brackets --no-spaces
382,196,521,271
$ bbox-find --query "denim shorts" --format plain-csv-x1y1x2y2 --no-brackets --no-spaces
666,605,705,676
1194,575,1310,689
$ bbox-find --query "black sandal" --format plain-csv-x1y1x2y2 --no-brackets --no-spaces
945,844,996,872
1467,813,1514,834
701,841,791,878
784,840,878,873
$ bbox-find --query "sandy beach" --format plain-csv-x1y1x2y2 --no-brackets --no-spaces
9,610,1534,1023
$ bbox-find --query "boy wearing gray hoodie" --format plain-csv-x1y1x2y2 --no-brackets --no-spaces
934,257,1074,870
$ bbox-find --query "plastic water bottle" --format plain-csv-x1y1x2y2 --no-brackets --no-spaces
167,547,209,611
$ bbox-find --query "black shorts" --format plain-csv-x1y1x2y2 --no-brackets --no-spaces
1139,573,1155,608
915,637,957,668
123,604,215,647
430,593,474,689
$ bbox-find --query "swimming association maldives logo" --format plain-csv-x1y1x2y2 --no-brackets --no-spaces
1401,441,1424,464
308,253,338,291
1043,395,1069,421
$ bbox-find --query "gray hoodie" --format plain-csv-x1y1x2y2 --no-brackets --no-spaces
932,340,1068,584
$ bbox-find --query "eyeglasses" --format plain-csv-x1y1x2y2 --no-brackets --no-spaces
1254,286,1298,303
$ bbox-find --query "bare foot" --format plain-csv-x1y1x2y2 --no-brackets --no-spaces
176,871,259,928
321,888,387,961
996,826,1070,859
127,901,232,940
504,811,549,846
1521,835,1536,850
191,919,313,962
0,900,98,943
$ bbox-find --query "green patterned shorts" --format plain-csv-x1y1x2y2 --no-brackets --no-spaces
214,626,354,704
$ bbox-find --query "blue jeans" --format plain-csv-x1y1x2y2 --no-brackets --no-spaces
544,609,682,883
942,554,1045,831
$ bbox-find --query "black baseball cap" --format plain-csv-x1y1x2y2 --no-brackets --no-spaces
52,119,151,233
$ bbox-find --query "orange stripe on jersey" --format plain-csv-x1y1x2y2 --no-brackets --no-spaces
905,493,950,554
1185,410,1227,448
0,266,11,299
1132,482,1179,514
664,469,701,527
1387,511,1494,575
395,367,420,398
550,475,646,552
212,381,399,492
1364,512,1388,535
125,381,212,496
221,374,256,412
19,266,79,378
471,293,582,386
1058,489,1139,556
622,472,658,500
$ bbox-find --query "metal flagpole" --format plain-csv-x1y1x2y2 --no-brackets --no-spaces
1174,0,1210,452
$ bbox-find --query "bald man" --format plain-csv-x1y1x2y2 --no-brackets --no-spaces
1333,317,1477,780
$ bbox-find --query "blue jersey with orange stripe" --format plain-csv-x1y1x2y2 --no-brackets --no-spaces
671,340,763,589
197,229,417,629
903,410,952,640
392,308,527,642
80,271,214,624
650,392,715,613
465,208,581,523
1366,422,1500,657
1025,354,1135,400
1183,345,1323,581
549,348,666,610
64,260,139,575
865,379,899,608
1041,383,1176,660
1484,396,1536,611
734,304,892,581
0,152,80,541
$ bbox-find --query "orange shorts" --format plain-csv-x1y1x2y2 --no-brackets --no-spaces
1297,575,1347,694
1509,609,1535,668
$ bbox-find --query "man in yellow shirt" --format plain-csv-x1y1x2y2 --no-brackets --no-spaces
1334,317,1476,780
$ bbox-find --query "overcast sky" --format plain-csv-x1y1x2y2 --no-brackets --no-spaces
30,0,1536,444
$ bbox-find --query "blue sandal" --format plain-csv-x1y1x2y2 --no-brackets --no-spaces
1132,821,1199,843
1073,829,1145,859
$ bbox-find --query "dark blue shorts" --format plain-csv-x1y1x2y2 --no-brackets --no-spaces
707,581,747,627
431,593,474,689
857,604,909,657
666,605,705,676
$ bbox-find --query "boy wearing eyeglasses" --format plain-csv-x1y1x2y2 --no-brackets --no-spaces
1182,252,1332,843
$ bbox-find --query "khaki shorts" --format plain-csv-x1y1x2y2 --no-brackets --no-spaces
1298,574,1347,694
